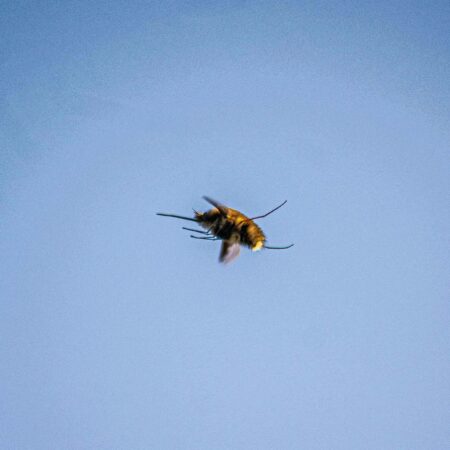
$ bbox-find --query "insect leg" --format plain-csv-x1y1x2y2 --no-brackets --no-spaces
249,200,288,220
182,227,210,235
264,243,294,249
190,235,219,241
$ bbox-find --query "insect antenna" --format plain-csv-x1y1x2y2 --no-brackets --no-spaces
156,213,199,222
264,243,294,250
249,200,288,220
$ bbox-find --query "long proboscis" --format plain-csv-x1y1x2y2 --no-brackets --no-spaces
156,213,198,222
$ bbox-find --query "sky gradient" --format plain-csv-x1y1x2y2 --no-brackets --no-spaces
1,1,449,449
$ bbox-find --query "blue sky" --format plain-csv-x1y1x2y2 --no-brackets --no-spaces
1,1,449,449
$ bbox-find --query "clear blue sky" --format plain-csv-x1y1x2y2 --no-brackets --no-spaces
1,1,449,449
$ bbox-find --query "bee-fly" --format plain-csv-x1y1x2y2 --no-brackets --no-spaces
157,196,294,263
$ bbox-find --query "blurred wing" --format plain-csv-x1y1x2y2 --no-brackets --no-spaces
219,241,240,264
203,196,228,216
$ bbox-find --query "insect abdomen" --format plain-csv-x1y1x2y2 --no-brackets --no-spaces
239,222,265,251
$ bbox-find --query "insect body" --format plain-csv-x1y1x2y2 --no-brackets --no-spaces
157,196,294,263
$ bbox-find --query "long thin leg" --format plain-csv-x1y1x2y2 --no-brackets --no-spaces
264,243,294,250
156,213,199,222
182,227,210,235
190,235,219,241
249,200,287,220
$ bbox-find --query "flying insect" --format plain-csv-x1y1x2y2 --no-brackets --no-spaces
157,196,294,263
